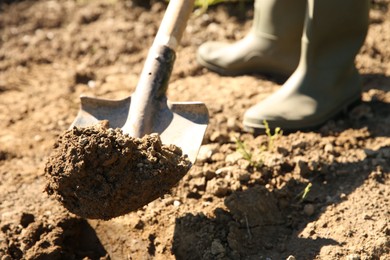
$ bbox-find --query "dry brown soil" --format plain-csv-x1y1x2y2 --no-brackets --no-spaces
45,122,191,220
0,0,389,259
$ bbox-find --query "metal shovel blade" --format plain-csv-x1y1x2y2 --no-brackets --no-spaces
71,95,208,163
70,0,208,163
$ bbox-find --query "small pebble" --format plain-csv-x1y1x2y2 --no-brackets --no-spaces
225,152,243,164
324,143,334,153
346,254,361,260
226,117,240,131
207,178,229,197
211,239,225,255
87,80,96,88
238,171,251,182
303,204,315,216
34,135,43,142
197,144,218,163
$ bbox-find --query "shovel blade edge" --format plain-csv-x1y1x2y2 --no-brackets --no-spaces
71,95,209,163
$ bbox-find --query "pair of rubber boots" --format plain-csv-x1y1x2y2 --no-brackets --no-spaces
197,0,369,132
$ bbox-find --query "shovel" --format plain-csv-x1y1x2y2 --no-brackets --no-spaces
70,0,208,163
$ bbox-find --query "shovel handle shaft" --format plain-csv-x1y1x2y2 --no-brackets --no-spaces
154,0,195,50
126,0,195,138
128,45,175,137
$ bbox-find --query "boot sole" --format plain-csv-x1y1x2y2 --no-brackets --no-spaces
196,53,291,79
243,95,362,135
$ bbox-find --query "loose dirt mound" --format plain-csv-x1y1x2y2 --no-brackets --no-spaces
0,210,109,259
45,121,191,220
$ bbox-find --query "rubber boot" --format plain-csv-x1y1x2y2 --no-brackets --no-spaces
243,0,369,132
197,0,306,77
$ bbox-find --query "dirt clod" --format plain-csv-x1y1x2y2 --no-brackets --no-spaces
44,121,191,220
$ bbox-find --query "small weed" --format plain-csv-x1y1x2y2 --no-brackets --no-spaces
235,138,263,168
235,138,252,161
234,120,282,169
263,120,283,151
296,182,312,201
301,182,312,200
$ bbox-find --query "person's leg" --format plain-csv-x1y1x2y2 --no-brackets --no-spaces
243,0,369,132
197,0,306,77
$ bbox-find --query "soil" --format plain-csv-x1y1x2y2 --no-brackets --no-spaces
45,121,191,220
0,0,389,259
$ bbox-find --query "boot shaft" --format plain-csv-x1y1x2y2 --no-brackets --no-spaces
300,0,370,69
252,0,306,42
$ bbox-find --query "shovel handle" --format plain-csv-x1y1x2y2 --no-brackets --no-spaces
154,0,195,50
126,0,195,138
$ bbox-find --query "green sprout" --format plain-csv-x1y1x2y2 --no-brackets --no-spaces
296,182,312,201
302,182,312,200
235,138,262,168
235,138,252,161
263,120,283,151
234,120,282,168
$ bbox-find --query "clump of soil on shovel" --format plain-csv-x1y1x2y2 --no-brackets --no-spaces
44,121,191,220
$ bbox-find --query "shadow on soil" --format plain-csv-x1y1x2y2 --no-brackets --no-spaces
60,218,108,259
172,144,389,259
320,73,390,137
